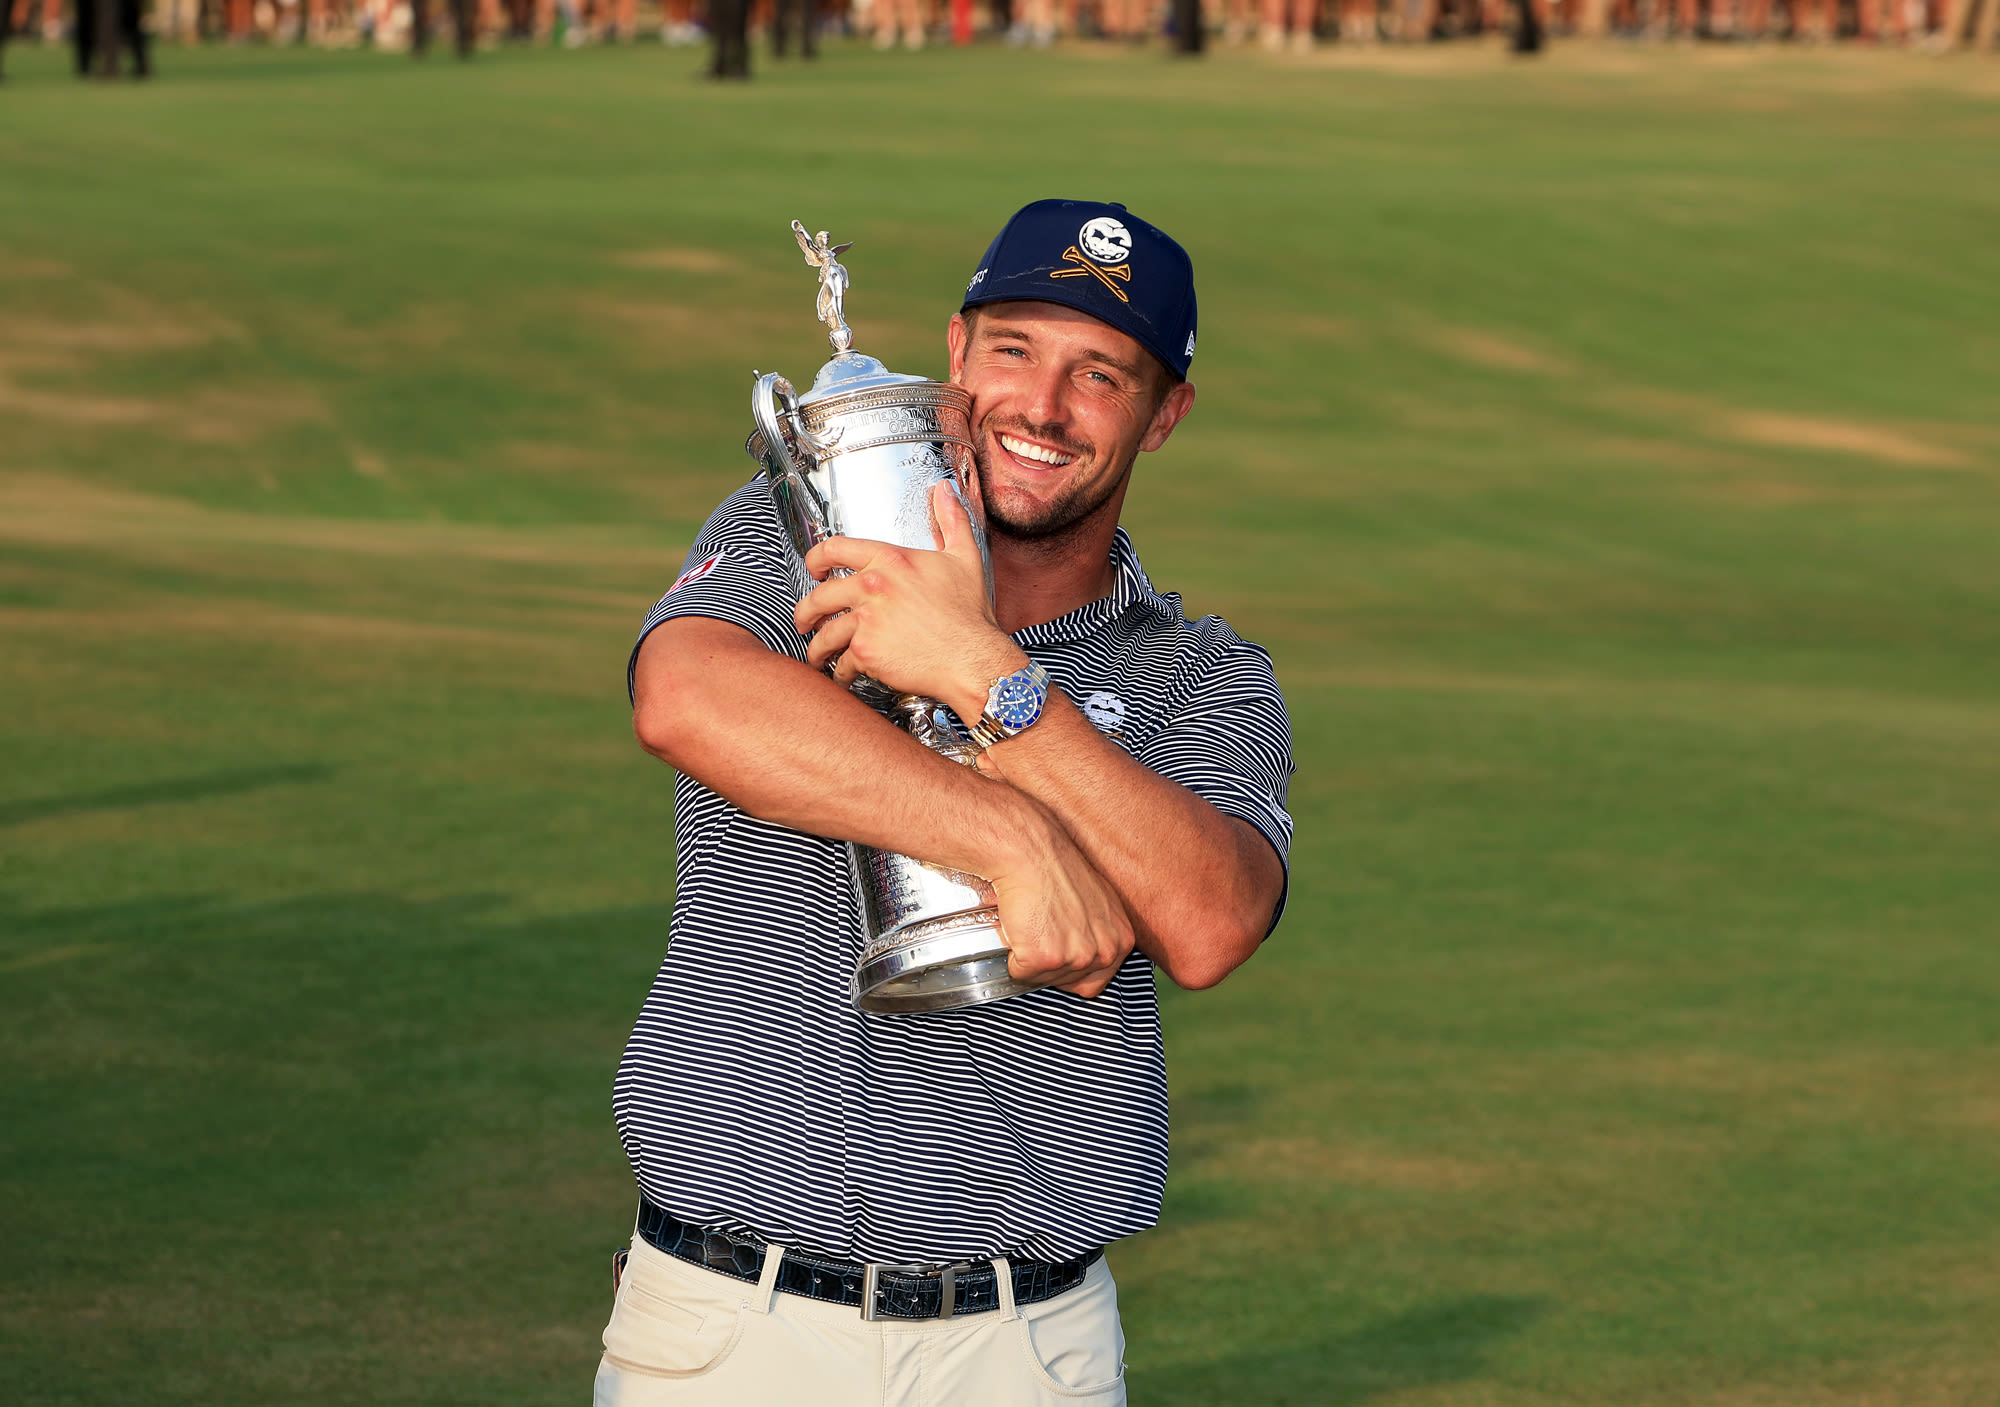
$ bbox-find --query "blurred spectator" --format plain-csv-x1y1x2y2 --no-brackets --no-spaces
662,0,703,41
410,0,477,53
772,0,815,49
75,0,150,73
1098,0,1143,37
5,0,1976,68
594,0,635,39
1012,0,1056,39
1203,0,1254,39
1260,0,1315,46
872,0,931,45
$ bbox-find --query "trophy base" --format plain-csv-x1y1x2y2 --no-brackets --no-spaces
853,911,1035,1014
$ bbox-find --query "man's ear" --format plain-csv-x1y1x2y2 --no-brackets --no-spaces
1139,379,1197,454
946,313,971,385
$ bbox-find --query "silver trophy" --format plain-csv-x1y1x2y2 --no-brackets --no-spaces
746,220,1033,1015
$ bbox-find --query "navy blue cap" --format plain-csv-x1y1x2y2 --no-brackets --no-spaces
961,199,1198,380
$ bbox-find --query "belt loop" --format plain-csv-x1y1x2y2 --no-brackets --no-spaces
752,1241,786,1316
990,1257,1018,1321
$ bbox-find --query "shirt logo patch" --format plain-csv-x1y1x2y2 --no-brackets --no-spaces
667,551,724,596
1081,691,1128,734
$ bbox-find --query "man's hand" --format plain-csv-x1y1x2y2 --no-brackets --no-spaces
795,482,1024,721
988,803,1137,1000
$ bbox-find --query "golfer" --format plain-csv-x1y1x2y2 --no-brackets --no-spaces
607,199,1294,1404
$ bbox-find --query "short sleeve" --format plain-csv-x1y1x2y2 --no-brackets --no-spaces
1134,636,1296,934
627,479,808,705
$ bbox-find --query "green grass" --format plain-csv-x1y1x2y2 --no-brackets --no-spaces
4,35,1999,1406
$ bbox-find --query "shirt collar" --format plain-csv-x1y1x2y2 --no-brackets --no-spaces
1012,527,1184,646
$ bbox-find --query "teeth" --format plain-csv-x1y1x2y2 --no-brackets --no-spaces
999,433,1075,467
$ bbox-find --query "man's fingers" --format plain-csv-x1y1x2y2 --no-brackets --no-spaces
957,460,989,530
930,481,980,560
1005,942,1113,994
805,612,858,672
1005,944,1063,985
802,535,885,581
794,576,866,635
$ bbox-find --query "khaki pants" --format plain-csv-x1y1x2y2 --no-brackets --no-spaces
593,1229,1128,1405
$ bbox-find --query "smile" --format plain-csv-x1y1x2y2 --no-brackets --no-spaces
998,433,1076,468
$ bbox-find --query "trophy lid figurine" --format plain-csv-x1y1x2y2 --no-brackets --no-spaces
747,220,1026,1014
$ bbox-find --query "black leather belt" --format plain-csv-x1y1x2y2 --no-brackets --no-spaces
636,1197,1102,1322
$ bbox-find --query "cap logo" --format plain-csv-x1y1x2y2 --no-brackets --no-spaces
1051,218,1135,304
1185,331,1196,358
1077,217,1132,265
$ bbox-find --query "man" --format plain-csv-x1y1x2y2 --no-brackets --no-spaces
607,199,1293,1405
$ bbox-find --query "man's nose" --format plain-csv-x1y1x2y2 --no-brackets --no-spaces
1019,361,1071,429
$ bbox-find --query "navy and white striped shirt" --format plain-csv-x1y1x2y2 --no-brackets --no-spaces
620,479,1294,1264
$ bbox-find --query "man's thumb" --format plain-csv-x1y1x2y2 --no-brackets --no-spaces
932,481,978,556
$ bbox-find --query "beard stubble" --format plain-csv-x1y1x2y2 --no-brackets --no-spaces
973,418,1130,549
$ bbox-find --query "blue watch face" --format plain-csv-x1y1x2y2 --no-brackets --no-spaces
991,672,1047,731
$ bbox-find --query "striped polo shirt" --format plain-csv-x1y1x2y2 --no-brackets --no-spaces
620,478,1294,1265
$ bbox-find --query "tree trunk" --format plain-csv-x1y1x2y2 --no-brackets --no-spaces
711,0,750,76
1174,0,1203,47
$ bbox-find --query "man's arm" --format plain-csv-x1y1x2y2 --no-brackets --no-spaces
795,486,1287,991
631,615,1136,998
972,691,1284,990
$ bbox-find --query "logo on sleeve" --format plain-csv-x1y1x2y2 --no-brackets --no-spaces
1081,691,1128,735
667,551,724,596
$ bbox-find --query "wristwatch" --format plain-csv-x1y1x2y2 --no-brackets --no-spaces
967,660,1050,750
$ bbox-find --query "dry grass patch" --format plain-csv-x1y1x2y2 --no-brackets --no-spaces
1700,1362,2000,1407
1583,383,1987,472
0,310,325,445
610,247,739,275
585,297,735,349
1413,322,1569,376
1205,1136,1499,1193
1292,661,2000,744
0,472,681,572
0,942,118,974
502,440,627,476
1722,412,1975,470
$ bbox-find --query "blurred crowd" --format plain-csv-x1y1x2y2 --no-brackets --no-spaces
5,0,1994,58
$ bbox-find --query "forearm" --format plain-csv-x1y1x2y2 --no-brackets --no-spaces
973,687,1283,989
632,617,1045,881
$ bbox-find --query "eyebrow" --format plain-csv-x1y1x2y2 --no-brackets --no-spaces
981,326,1144,381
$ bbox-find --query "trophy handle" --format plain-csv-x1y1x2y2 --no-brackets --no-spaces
752,371,832,540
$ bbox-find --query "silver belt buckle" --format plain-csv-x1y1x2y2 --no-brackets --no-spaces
860,1261,964,1322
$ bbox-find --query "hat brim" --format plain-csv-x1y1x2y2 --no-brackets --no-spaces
961,285,1187,383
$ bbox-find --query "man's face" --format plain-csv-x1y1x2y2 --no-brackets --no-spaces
947,301,1195,548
